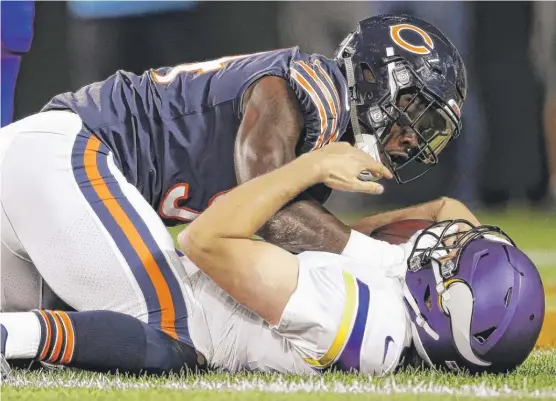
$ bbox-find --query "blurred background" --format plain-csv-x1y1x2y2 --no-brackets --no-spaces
2,1,556,345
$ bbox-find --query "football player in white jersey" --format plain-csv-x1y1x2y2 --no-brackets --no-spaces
180,141,544,375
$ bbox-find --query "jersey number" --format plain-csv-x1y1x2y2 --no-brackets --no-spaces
159,183,229,222
151,52,263,84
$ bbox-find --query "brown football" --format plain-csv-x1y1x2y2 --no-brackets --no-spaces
369,219,434,245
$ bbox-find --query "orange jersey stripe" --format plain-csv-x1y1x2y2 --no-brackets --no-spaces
315,60,342,145
314,60,341,116
325,130,339,145
290,68,328,149
38,310,52,361
47,311,64,363
296,61,338,147
83,137,178,340
56,311,75,365
297,61,338,118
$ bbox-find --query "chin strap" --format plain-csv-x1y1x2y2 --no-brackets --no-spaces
431,260,451,303
402,283,439,341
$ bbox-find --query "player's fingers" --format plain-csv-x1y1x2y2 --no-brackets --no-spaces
362,158,393,180
349,180,385,195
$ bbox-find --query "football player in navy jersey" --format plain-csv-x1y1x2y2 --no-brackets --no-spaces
0,15,471,375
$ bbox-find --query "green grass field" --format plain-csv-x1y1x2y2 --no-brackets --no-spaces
3,208,556,400
4,350,556,400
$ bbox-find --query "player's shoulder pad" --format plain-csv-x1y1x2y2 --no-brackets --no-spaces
288,48,350,154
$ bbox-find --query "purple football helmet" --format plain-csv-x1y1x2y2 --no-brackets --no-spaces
403,220,545,373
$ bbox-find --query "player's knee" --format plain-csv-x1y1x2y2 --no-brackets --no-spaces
144,322,206,375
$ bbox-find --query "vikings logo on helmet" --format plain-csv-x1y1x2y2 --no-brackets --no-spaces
403,220,545,373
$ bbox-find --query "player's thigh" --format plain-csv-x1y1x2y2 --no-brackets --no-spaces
1,111,192,344
1,206,41,312
0,243,69,313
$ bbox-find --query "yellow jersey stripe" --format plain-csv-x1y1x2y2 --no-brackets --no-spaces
304,271,358,368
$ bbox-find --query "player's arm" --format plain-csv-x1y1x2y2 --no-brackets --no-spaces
179,143,386,325
235,76,386,254
351,197,480,235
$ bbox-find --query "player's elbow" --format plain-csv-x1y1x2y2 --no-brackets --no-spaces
437,196,463,209
178,226,221,264
429,196,452,211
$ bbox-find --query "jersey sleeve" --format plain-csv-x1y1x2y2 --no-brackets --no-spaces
272,255,370,371
273,252,411,374
287,51,350,154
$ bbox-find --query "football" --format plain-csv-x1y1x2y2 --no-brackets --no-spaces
369,219,434,245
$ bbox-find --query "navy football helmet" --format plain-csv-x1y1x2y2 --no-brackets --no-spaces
403,220,545,373
334,14,467,183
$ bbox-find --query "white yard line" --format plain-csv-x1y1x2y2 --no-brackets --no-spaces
6,375,556,399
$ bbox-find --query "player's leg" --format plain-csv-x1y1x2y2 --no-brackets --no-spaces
1,111,199,372
0,212,39,378
1,217,199,375
0,309,204,375
1,206,42,313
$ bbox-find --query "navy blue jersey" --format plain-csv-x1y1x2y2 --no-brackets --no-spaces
42,47,350,226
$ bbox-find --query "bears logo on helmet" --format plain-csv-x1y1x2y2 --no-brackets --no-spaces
389,23,434,55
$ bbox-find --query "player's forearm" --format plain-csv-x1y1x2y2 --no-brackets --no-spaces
180,154,321,248
351,200,443,234
352,197,480,235
257,197,350,254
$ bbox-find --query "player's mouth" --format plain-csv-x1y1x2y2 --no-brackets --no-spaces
383,143,411,167
386,150,410,167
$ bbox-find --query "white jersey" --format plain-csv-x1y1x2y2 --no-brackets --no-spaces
182,251,412,375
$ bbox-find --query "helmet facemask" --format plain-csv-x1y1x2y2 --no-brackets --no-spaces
360,57,461,183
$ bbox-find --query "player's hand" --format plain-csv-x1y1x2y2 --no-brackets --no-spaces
311,142,393,194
